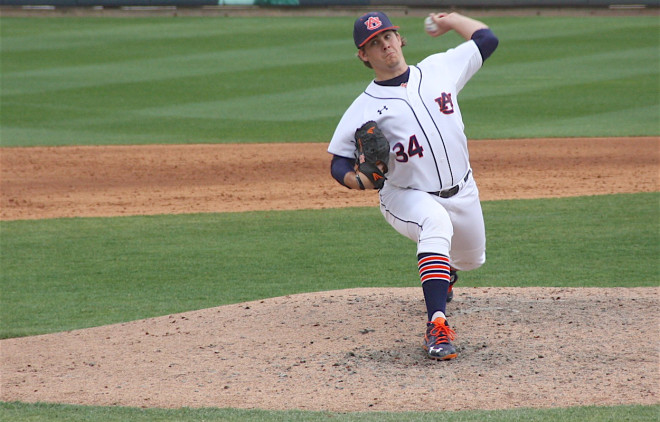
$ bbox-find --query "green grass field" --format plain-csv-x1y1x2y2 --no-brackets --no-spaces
1,401,659,422
0,12,658,422
1,15,658,146
1,193,657,338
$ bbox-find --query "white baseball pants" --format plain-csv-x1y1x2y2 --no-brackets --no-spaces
379,173,486,271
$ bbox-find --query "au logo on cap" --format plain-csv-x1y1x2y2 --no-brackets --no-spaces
365,16,383,31
353,11,399,48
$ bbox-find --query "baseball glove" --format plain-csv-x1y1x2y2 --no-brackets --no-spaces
354,120,389,189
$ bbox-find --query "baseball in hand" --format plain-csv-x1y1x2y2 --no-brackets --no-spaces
424,16,438,33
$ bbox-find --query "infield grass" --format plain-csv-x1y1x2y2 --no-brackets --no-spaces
1,15,658,146
1,401,659,422
1,192,656,339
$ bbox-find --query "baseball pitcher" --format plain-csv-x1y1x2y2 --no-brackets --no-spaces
328,11,499,360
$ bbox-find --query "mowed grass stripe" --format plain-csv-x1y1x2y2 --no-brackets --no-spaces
477,15,659,42
1,16,657,146
464,72,659,138
1,38,355,96
476,103,659,138
1,17,350,57
136,80,367,121
462,46,658,99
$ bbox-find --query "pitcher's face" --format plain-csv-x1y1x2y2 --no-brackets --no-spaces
358,30,407,80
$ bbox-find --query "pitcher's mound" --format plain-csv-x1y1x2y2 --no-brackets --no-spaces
2,287,657,412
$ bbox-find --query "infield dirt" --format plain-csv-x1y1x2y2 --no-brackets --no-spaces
1,137,658,412
2,137,658,220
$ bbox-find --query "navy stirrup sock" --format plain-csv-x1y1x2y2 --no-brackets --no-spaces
418,253,451,322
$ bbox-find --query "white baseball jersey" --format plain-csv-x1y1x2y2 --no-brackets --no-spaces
328,39,483,193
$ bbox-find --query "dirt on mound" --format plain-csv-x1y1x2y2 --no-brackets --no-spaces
0,137,658,412
1,287,657,411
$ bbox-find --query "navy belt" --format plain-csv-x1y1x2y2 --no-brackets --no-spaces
430,170,471,199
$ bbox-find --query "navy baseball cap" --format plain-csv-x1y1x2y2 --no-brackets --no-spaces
353,11,399,49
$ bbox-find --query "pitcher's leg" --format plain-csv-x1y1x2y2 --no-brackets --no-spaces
445,179,486,271
380,186,457,359
379,186,453,256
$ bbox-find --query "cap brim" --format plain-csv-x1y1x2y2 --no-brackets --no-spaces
358,26,399,48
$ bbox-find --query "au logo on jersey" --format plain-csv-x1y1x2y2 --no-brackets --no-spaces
435,92,454,115
365,17,383,31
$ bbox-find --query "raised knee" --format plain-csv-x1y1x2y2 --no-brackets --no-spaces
452,253,485,271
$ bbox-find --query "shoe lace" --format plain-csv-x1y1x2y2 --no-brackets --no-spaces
429,319,456,344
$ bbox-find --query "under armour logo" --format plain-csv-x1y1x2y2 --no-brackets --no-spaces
365,17,383,31
378,106,388,115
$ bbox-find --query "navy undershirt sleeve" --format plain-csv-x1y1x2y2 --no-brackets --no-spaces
331,155,355,187
471,28,499,62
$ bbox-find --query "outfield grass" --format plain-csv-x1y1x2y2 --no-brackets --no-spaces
1,15,658,146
